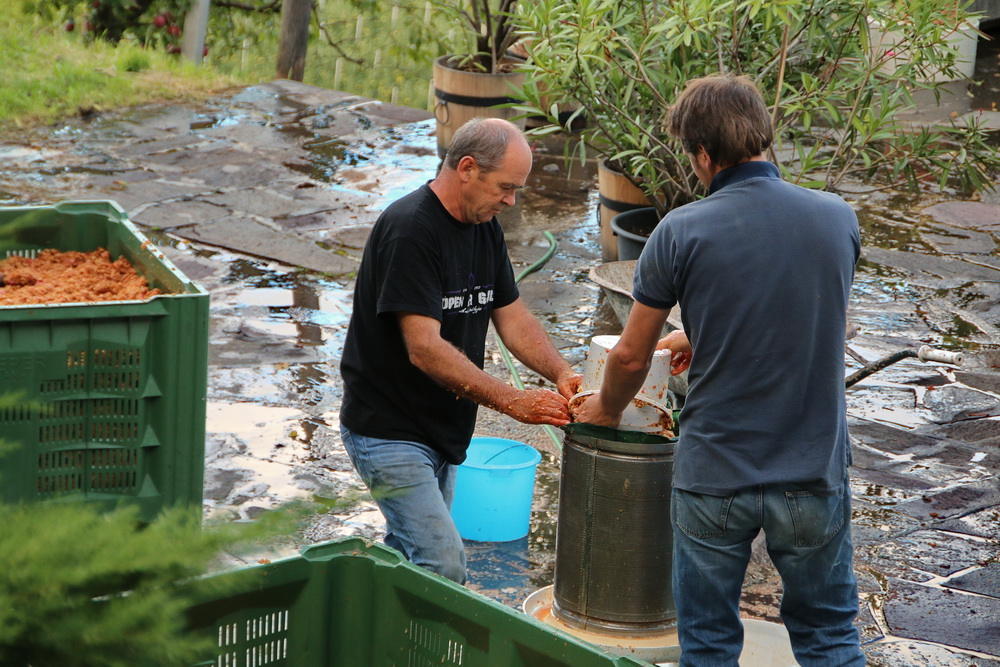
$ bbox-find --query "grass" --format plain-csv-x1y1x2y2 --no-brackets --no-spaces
1,2,460,130
0,4,241,129
203,1,451,111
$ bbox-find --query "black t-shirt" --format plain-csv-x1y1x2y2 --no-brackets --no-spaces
339,184,519,463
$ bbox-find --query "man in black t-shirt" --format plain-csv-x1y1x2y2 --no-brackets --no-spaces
340,118,582,583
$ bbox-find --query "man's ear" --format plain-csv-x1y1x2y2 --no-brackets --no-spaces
456,155,479,182
694,146,713,171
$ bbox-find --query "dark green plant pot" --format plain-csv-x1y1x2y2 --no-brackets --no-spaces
610,206,660,261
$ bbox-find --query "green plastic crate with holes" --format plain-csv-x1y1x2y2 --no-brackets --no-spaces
186,537,650,667
0,200,208,519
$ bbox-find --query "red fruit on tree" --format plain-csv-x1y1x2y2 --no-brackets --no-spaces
167,24,181,37
65,20,75,31
153,14,168,28
166,44,181,54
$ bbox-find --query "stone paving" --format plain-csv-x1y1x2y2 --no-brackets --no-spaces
1,78,999,665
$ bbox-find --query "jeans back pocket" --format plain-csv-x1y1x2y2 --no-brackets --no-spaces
784,489,846,548
672,488,734,539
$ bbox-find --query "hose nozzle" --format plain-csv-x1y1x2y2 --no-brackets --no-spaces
917,345,964,366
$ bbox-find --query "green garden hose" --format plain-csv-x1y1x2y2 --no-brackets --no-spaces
497,231,564,450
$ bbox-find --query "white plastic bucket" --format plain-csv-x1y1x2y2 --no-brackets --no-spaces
582,334,673,405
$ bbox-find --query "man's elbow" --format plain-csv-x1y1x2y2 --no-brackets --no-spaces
404,339,437,372
610,348,652,376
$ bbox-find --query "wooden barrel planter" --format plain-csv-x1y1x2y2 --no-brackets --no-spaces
597,160,652,262
433,55,526,159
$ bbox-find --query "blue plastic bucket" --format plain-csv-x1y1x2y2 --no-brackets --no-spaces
451,437,542,542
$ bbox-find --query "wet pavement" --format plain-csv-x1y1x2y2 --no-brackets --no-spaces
1,61,999,665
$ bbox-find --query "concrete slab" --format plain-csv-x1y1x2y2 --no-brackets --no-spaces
362,100,436,125
109,133,210,159
208,332,322,368
53,172,165,211
930,416,1000,443
918,439,1000,472
115,105,209,137
935,505,1000,538
180,215,359,276
954,371,1000,394
265,78,369,108
920,223,997,255
944,563,1000,598
862,528,999,581
138,143,258,174
850,419,948,455
223,84,300,116
113,179,213,212
865,639,1000,667
199,188,306,219
270,188,381,229
156,245,227,283
922,384,1000,422
863,246,1000,285
194,122,301,155
130,200,230,229
924,201,1000,233
884,578,1000,656
852,469,934,501
184,160,300,190
322,223,373,250
850,453,943,494
895,477,1000,521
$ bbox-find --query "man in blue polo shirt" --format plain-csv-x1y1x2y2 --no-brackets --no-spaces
574,74,865,666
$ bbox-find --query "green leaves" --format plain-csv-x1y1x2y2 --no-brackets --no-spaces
0,501,311,667
515,0,997,212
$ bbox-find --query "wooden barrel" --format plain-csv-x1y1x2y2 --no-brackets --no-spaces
597,160,652,262
433,55,526,159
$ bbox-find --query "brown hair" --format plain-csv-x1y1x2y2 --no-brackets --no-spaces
666,73,773,168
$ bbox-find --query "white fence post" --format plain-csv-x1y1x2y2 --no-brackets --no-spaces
182,0,211,64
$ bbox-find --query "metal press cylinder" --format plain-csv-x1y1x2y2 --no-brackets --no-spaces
552,424,677,635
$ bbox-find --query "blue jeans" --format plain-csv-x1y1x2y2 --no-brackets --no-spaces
671,478,865,667
341,427,466,584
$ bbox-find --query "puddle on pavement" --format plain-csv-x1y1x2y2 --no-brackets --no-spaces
278,117,440,205
284,137,372,182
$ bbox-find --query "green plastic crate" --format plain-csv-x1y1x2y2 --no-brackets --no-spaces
186,537,650,667
0,200,209,519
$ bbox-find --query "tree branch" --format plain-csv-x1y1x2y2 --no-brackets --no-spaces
214,0,282,11
312,6,364,65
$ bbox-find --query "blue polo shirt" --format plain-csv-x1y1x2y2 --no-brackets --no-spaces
634,161,860,496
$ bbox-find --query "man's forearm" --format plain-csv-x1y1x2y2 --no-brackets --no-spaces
502,326,574,385
597,348,652,417
410,335,520,410
493,300,575,385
